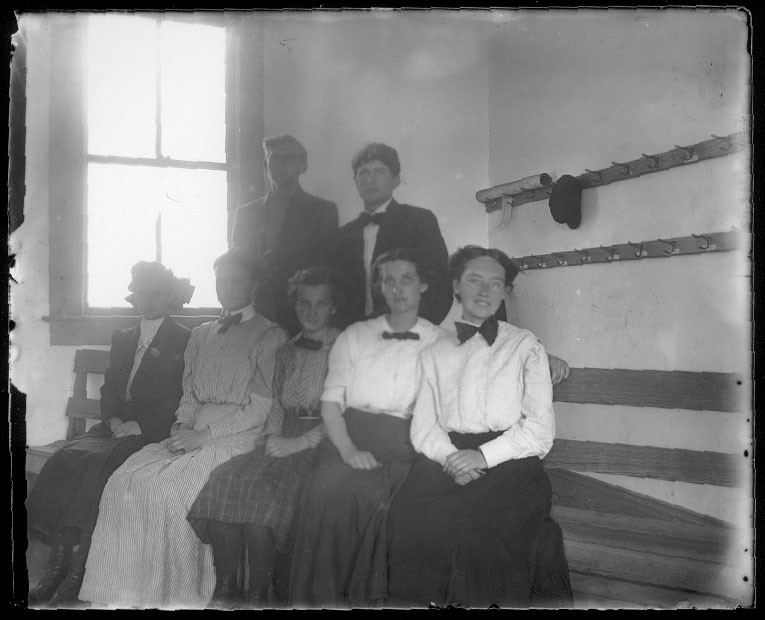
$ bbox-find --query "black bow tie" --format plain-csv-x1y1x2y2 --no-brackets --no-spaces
295,335,323,350
455,316,499,346
382,331,419,341
358,211,387,227
217,312,242,334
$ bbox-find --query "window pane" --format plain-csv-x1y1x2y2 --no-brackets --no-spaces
87,163,227,309
158,167,228,309
161,21,226,162
87,14,158,157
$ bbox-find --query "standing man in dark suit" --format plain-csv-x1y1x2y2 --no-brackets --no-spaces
324,142,453,327
231,135,338,336
27,261,192,607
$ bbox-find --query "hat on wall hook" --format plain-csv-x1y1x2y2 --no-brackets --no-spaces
548,174,583,230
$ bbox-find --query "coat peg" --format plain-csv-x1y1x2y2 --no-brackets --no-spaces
711,134,731,151
674,144,694,161
530,254,546,268
574,248,590,263
692,233,712,250
584,168,602,183
600,245,616,261
552,252,567,266
627,241,644,258
611,161,631,176
641,153,660,169
657,238,677,255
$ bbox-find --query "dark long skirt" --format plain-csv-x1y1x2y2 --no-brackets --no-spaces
187,414,321,551
26,422,148,545
288,409,416,609
387,431,573,609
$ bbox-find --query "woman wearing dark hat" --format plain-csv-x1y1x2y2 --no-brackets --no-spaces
78,249,287,609
387,245,572,609
27,261,192,607
288,247,446,609
187,265,345,609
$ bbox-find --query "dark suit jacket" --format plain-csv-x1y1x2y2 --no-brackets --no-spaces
231,187,339,335
324,199,453,327
100,316,191,444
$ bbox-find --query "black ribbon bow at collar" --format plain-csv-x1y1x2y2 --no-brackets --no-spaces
382,331,420,341
217,311,242,334
358,211,387,227
295,335,323,350
455,316,499,346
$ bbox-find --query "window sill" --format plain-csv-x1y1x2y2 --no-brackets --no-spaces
44,314,218,346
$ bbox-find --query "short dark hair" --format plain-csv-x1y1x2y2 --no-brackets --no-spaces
370,247,435,299
286,265,345,312
263,134,308,163
213,248,260,282
351,142,401,178
448,245,520,287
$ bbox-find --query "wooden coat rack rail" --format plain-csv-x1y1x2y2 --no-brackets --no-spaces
483,131,748,213
513,230,743,271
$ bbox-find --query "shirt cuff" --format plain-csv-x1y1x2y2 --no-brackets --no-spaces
478,437,510,469
207,419,231,440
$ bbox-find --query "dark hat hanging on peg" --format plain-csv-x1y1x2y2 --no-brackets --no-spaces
548,174,582,229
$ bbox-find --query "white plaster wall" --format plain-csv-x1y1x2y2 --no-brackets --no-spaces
258,10,491,251
9,15,110,447
486,9,751,525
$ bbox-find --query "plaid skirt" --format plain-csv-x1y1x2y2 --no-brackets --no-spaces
187,416,321,550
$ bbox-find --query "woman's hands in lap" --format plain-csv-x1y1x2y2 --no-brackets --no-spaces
112,421,142,438
444,449,487,479
265,436,307,458
341,448,380,470
162,428,212,454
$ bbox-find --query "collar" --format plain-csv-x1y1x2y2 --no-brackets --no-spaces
362,198,393,217
138,315,166,344
226,304,256,323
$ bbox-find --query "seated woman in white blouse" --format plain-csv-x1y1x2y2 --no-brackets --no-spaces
387,245,573,609
288,247,445,609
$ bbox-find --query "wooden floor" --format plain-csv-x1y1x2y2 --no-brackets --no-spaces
547,468,749,609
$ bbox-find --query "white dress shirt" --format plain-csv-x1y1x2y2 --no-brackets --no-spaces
125,316,166,400
321,314,445,419
410,321,556,468
362,198,392,316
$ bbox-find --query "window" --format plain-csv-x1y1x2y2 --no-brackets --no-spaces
85,14,227,310
44,12,265,345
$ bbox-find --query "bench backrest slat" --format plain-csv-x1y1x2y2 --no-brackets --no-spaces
65,348,110,440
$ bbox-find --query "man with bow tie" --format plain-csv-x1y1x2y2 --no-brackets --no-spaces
323,142,453,329
231,135,338,336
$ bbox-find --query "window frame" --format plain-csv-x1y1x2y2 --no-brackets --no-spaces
43,13,266,345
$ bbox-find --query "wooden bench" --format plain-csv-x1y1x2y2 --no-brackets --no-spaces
545,367,751,609
25,349,111,482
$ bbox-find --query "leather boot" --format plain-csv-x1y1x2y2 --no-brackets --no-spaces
245,585,270,609
28,544,72,606
48,545,89,608
208,571,240,609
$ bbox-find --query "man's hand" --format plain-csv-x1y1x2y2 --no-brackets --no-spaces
341,448,380,470
444,449,488,478
548,354,570,385
164,428,211,454
112,421,142,438
265,436,308,458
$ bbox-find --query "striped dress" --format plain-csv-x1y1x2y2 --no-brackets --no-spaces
79,313,286,610
187,328,338,551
